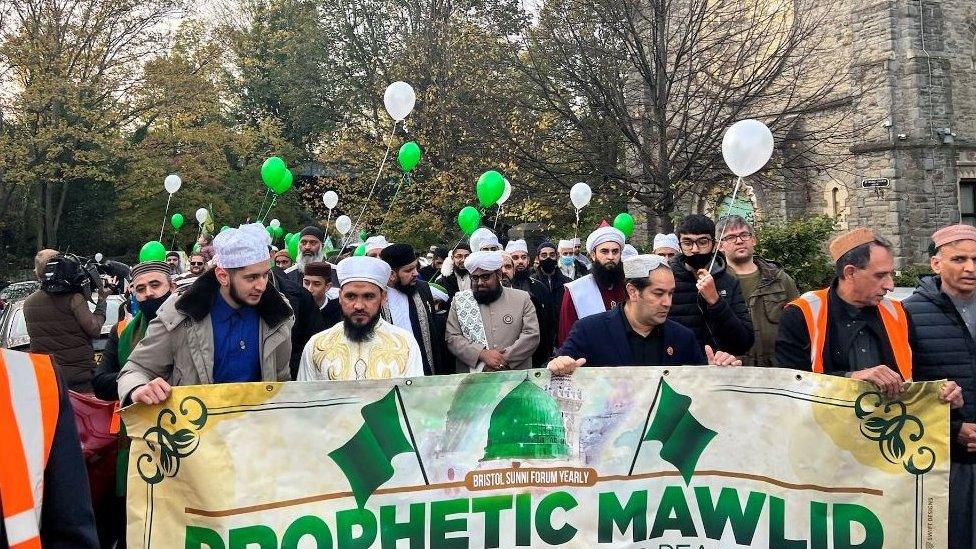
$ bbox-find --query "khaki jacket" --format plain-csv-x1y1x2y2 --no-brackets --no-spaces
445,287,540,372
742,257,799,367
117,270,294,401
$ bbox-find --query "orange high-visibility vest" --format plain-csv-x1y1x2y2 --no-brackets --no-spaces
788,289,913,381
0,350,60,549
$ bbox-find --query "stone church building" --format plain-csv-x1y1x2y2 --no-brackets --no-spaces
640,0,976,267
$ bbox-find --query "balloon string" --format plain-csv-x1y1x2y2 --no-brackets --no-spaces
493,204,500,230
262,195,279,223
708,176,743,273
257,189,271,221
325,209,333,246
341,119,398,254
382,172,409,229
574,208,580,240
159,193,173,243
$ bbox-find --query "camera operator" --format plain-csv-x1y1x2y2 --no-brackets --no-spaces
23,249,111,392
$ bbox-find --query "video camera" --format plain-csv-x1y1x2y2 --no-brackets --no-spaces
40,253,131,298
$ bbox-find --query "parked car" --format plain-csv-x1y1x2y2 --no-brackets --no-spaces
0,295,124,362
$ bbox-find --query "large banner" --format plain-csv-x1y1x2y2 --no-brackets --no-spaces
124,367,949,548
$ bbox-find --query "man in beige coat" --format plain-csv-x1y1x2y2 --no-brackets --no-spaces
446,251,540,372
118,223,294,404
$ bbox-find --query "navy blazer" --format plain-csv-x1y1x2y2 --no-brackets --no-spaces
556,305,706,366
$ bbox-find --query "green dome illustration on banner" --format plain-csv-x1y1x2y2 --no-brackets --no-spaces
482,379,569,461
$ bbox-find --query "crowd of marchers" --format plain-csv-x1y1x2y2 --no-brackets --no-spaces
5,214,976,549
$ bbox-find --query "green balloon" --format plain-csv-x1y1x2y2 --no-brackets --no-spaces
613,212,635,238
272,168,294,195
170,213,184,230
284,232,294,242
457,206,481,236
139,240,167,262
273,226,284,239
286,235,299,260
262,156,287,189
354,244,367,256
476,170,505,208
358,229,368,241
398,141,422,173
192,242,201,253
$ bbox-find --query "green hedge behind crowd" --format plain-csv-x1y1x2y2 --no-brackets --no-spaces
754,215,836,293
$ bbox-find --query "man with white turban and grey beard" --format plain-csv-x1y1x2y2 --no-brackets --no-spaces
446,251,540,372
297,256,424,381
557,226,628,345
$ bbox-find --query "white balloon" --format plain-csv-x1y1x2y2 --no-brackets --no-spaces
164,174,182,194
383,81,416,122
195,208,208,224
335,215,352,235
721,119,775,177
570,182,592,209
497,179,512,206
323,191,339,210
270,218,281,228
94,253,103,262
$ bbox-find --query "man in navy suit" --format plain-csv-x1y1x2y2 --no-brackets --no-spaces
548,254,741,374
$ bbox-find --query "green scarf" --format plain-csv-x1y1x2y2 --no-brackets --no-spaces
115,310,148,496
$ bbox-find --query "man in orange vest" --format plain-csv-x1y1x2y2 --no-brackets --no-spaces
0,349,98,548
776,228,961,407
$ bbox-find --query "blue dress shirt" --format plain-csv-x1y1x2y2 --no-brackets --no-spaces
210,294,261,383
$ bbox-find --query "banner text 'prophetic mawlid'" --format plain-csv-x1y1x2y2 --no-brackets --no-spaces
123,367,949,548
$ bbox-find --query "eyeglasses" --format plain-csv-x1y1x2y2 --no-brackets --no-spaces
679,237,713,250
719,232,753,244
470,272,496,283
190,262,204,266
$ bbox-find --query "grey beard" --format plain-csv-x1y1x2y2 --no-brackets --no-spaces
297,251,325,272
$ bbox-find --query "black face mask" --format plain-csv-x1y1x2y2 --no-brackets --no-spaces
683,253,712,271
539,258,557,273
139,292,171,320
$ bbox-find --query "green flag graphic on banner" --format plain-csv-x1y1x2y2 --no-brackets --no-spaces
329,389,414,507
644,379,717,484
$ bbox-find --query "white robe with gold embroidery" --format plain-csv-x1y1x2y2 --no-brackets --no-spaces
296,319,424,381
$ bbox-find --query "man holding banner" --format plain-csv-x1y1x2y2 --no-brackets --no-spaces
548,254,741,373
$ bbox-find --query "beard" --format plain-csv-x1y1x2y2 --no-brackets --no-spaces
455,266,468,277
342,309,382,343
473,283,504,304
513,267,531,282
297,250,325,272
592,259,625,288
393,279,417,296
227,279,257,307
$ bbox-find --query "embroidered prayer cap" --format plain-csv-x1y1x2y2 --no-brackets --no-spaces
464,251,504,273
336,256,392,290
130,261,171,281
557,239,575,251
623,254,672,279
299,225,325,242
652,233,680,251
828,228,877,262
365,235,391,253
622,244,638,260
471,228,501,251
304,261,332,279
505,239,528,253
380,243,417,270
272,249,291,262
586,226,626,253
932,224,976,249
214,223,272,269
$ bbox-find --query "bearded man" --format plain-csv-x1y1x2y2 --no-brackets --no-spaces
557,226,628,345
446,251,540,372
379,243,444,375
297,256,425,381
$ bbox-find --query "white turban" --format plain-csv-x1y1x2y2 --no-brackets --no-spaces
365,235,390,253
557,239,575,251
653,233,680,251
505,239,528,253
622,244,638,260
336,256,392,290
623,254,671,279
585,226,625,253
571,237,581,246
464,251,503,273
469,228,497,252
213,223,271,269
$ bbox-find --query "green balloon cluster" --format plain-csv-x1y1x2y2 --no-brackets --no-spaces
476,170,505,208
261,156,294,194
139,241,167,262
267,225,284,239
170,213,184,230
353,244,367,256
457,206,481,236
398,141,421,172
613,212,635,238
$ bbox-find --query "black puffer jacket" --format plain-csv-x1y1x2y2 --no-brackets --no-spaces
668,253,755,355
903,276,976,463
